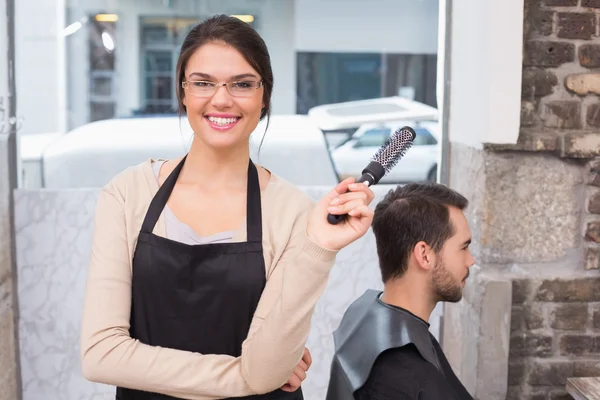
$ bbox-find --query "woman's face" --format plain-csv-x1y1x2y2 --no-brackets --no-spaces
182,41,264,151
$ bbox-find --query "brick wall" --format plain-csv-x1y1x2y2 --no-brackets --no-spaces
521,0,600,134
509,279,600,399
506,0,600,398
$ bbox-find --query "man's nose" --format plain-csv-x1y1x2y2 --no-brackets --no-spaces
467,251,475,267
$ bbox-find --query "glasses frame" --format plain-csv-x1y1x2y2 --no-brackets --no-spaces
182,80,263,98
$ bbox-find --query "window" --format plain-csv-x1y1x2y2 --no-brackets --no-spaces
296,52,438,115
354,128,391,148
88,18,116,122
138,17,199,115
412,128,438,146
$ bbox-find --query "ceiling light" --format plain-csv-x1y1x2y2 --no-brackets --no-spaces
95,14,119,22
231,15,254,23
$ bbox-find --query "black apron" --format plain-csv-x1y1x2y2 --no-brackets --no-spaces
116,156,302,400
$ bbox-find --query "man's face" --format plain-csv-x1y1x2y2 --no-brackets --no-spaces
431,207,475,303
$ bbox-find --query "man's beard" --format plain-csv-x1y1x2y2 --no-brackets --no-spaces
432,258,465,303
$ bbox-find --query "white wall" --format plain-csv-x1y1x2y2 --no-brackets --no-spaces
15,0,66,135
447,0,523,148
294,0,439,54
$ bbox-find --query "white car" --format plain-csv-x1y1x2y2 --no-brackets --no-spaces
19,114,340,189
19,96,440,189
331,120,439,183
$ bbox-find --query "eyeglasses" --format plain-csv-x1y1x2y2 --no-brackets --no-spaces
182,80,263,98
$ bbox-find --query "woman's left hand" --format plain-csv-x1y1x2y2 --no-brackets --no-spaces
306,177,375,251
281,348,312,392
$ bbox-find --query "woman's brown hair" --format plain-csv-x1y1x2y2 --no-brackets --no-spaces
175,14,274,121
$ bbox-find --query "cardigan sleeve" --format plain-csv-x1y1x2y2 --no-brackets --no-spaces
80,179,338,399
240,205,338,392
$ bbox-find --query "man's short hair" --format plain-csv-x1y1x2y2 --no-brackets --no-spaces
372,182,469,283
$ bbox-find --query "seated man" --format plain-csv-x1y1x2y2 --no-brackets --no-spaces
326,182,475,400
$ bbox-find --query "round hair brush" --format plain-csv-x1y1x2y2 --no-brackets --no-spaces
327,126,417,225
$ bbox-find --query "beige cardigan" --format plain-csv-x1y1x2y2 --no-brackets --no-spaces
80,159,338,399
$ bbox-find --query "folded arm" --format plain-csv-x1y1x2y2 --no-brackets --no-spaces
81,186,337,398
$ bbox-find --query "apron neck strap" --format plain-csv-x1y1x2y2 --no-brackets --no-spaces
245,160,262,243
141,155,262,243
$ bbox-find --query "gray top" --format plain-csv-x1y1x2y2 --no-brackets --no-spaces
152,160,235,245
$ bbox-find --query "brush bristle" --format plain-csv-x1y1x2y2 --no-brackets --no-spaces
371,127,416,173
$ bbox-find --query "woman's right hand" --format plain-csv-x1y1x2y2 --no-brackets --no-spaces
281,347,312,392
306,177,375,251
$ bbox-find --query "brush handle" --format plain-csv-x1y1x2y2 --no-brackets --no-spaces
327,213,347,225
327,174,374,225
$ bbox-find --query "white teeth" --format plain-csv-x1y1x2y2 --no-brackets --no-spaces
207,116,238,126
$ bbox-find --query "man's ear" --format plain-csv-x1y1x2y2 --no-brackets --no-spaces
413,241,435,271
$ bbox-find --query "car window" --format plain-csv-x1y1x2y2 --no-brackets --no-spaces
353,128,391,148
412,128,438,146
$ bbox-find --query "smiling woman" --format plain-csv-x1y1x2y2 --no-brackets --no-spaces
79,14,376,400
173,18,272,155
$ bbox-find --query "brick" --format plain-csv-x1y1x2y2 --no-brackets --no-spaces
508,361,526,386
529,362,600,388
591,191,600,213
529,393,547,400
513,279,532,304
589,159,600,175
543,100,581,129
524,0,543,39
573,361,600,377
550,303,588,330
565,73,600,96
526,304,546,330
525,41,575,67
562,133,600,158
582,0,600,7
510,334,553,357
546,0,577,5
528,362,600,394
550,391,575,400
559,335,600,355
536,278,600,302
557,13,596,39
588,103,600,128
528,360,573,386
580,44,600,68
521,101,538,127
506,386,521,400
511,306,524,333
590,173,600,187
522,68,558,99
586,221,600,242
532,10,555,36
585,246,600,270
594,310,600,328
